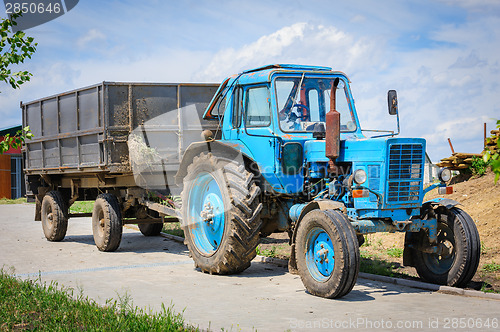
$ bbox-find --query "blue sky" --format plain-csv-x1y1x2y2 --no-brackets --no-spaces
1,0,499,161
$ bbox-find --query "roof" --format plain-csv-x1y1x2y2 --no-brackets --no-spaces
241,64,332,74
204,64,350,119
0,125,22,137
232,64,348,85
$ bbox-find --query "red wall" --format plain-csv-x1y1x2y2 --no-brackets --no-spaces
0,154,11,199
0,135,22,154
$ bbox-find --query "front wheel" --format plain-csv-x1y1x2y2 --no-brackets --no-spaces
412,206,480,287
181,153,262,274
92,193,123,252
295,209,360,298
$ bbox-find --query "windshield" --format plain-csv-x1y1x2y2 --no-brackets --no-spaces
275,76,357,132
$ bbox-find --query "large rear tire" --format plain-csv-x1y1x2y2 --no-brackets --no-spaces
92,193,122,252
41,191,68,242
181,153,262,274
412,206,480,287
295,209,360,298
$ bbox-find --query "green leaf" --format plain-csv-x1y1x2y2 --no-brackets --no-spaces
483,152,490,163
0,15,36,93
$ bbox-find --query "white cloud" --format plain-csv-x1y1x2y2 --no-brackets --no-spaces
199,22,381,82
438,0,500,12
76,29,106,49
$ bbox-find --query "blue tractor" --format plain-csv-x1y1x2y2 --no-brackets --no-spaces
176,64,480,298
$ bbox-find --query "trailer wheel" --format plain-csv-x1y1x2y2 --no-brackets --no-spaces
412,206,480,287
295,209,359,298
41,191,68,242
181,153,262,274
138,223,163,236
92,193,123,252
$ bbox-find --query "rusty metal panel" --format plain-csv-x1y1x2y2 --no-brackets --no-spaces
0,154,11,199
26,103,42,137
78,87,101,131
179,85,219,128
131,84,178,128
42,140,58,167
107,85,129,128
41,98,58,136
60,137,77,166
26,142,42,169
80,134,100,165
59,94,77,133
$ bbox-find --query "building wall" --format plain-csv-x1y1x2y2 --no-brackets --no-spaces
0,127,25,199
0,154,11,199
10,154,25,198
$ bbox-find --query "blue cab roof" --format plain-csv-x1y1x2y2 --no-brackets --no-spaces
204,64,348,119
232,64,342,85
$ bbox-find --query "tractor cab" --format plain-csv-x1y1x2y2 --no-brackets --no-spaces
203,64,362,197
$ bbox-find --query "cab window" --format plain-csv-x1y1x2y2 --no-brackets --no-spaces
245,86,271,127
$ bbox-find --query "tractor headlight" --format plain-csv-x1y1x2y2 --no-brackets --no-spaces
438,168,452,182
353,169,367,185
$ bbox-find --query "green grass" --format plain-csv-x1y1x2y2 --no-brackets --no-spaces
256,245,278,258
0,197,27,204
359,257,405,278
163,222,185,238
469,156,491,176
386,247,404,258
70,201,94,214
0,269,196,331
482,262,500,273
481,242,489,255
480,282,500,294
361,235,372,247
360,250,374,258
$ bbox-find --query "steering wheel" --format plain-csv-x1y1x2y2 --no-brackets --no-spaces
291,103,310,121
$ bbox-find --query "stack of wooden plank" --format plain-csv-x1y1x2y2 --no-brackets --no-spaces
485,129,500,154
437,152,483,170
437,129,499,170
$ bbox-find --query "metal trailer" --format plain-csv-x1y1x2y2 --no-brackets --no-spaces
22,82,219,250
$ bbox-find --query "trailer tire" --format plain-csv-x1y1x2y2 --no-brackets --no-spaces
92,193,122,252
41,191,68,242
295,209,359,298
412,206,480,287
181,153,263,274
138,223,163,236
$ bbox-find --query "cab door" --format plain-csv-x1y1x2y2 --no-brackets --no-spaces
238,85,283,191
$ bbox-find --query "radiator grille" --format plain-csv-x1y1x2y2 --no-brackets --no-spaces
387,143,424,203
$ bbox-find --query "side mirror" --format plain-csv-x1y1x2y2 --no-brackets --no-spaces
387,90,398,115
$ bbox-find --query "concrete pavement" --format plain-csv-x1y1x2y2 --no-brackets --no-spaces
1,203,499,331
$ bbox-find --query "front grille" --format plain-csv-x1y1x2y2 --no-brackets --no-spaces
387,143,424,203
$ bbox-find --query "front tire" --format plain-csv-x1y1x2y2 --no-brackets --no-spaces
92,193,123,252
412,206,480,287
181,153,262,274
41,191,68,242
295,209,360,298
